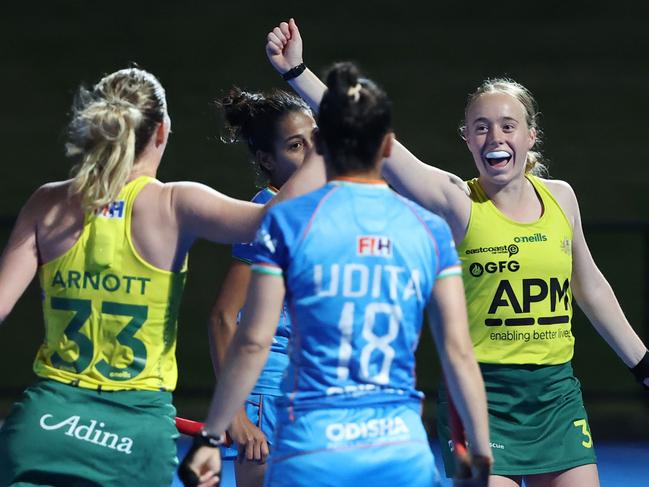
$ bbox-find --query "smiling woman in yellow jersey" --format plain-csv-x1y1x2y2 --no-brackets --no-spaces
273,19,649,487
0,67,315,487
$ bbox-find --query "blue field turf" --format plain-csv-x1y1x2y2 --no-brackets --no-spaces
173,436,649,486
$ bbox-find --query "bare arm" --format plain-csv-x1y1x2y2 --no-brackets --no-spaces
207,260,272,462
182,273,285,478
204,272,284,433
266,19,470,241
266,19,325,114
208,261,251,376
169,182,264,245
548,180,647,367
169,152,326,246
427,275,491,460
272,145,326,204
0,189,42,323
382,142,471,241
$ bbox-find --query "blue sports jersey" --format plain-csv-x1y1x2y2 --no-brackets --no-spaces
251,179,461,411
233,186,290,396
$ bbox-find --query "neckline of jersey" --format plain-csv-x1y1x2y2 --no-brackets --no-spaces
330,176,388,187
478,174,548,228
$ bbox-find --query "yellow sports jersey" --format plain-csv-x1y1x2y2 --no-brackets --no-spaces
34,176,187,391
458,175,574,365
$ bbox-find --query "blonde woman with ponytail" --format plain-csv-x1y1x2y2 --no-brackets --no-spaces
0,67,316,487
267,18,649,487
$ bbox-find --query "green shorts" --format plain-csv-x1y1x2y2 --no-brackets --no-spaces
436,362,597,477
0,379,178,486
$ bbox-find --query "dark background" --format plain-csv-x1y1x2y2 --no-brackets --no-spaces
1,1,648,440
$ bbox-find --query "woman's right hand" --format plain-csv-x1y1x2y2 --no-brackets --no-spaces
266,18,304,75
228,408,270,464
453,453,492,487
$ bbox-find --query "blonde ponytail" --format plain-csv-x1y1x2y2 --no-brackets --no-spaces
525,150,547,177
66,68,166,211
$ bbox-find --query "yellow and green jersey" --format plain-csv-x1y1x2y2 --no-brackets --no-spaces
458,175,574,365
34,176,187,391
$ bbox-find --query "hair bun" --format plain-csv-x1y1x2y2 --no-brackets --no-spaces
325,62,361,100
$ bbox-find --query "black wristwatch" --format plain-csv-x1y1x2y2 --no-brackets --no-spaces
630,351,649,391
194,429,227,448
282,62,306,81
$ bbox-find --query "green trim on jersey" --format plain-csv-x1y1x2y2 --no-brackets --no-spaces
35,177,187,391
458,175,574,365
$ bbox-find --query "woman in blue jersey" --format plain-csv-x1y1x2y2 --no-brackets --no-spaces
0,67,316,487
180,61,492,486
208,87,315,487
263,19,649,487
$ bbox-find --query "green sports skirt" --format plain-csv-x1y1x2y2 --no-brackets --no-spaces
0,379,178,486
436,361,597,477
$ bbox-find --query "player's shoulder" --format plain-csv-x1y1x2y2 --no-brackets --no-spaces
266,185,333,221
535,177,578,218
33,179,73,198
393,191,452,235
537,177,574,197
27,179,78,213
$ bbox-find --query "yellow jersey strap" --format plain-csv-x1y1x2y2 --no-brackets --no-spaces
84,177,154,272
467,178,488,203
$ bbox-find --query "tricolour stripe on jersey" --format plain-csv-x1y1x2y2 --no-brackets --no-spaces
251,263,283,276
437,265,462,280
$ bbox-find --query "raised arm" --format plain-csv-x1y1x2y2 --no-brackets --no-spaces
427,275,492,468
266,19,326,114
548,180,648,376
266,19,470,241
382,142,471,241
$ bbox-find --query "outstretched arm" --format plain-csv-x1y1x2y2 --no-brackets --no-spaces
550,180,647,370
169,181,264,245
168,150,326,247
266,19,471,241
427,275,492,464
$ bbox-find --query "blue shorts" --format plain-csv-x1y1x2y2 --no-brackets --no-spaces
221,393,280,460
264,403,440,487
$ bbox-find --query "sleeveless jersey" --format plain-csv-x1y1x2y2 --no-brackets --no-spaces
232,186,290,396
251,179,461,410
34,176,187,391
458,175,574,365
